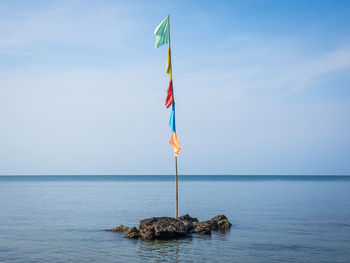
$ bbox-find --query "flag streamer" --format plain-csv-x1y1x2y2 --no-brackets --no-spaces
154,16,169,48
154,16,181,157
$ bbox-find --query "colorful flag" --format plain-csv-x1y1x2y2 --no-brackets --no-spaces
154,16,180,157
169,131,181,156
169,103,176,132
154,16,169,48
169,103,181,156
165,46,174,108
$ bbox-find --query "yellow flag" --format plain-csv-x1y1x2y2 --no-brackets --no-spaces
166,45,172,78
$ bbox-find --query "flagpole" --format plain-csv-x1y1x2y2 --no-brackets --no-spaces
168,15,178,219
175,156,178,218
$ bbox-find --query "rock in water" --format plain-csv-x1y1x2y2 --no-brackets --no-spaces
138,217,187,240
192,222,212,235
191,215,231,234
177,214,199,223
107,225,130,232
177,214,199,232
107,214,232,240
125,227,139,239
207,215,232,230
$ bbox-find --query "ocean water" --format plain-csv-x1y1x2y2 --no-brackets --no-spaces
0,175,350,263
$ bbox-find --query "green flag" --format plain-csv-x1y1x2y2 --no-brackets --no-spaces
154,16,169,48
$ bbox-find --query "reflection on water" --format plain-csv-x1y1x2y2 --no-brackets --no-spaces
216,229,231,241
135,230,231,263
137,238,190,263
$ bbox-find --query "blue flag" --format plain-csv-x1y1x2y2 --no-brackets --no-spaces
169,102,176,132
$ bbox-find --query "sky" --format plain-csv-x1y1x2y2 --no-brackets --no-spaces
0,0,349,175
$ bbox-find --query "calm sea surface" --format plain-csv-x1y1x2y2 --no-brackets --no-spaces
0,175,350,262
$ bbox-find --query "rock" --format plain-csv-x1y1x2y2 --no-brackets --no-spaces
108,214,232,240
138,217,187,240
192,222,211,235
107,225,130,232
177,214,199,223
140,228,155,240
125,227,139,239
177,214,199,232
206,215,232,230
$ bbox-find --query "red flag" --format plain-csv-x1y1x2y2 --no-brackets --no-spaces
165,80,174,108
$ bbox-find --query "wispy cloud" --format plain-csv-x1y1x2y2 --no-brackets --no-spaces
287,48,350,93
177,34,350,95
0,2,134,51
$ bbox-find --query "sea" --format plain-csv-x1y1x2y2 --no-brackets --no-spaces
0,175,349,263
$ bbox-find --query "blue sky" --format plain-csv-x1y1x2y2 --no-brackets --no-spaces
0,0,349,175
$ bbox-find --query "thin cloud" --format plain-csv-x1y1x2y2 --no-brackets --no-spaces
0,2,133,51
177,34,350,95
288,48,350,94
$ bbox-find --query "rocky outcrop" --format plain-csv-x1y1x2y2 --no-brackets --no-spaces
107,215,231,240
203,215,232,230
177,214,199,223
192,221,211,235
125,227,139,239
177,214,199,233
190,215,232,235
138,217,187,240
107,225,129,232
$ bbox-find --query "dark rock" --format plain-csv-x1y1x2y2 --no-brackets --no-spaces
206,215,232,230
177,214,199,232
108,214,232,240
138,217,187,240
140,228,155,240
107,225,130,232
192,222,212,235
125,227,139,239
177,214,199,223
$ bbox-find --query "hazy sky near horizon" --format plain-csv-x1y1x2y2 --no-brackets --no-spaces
0,0,349,175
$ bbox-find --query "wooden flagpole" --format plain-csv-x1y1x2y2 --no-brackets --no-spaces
168,15,178,219
175,156,178,218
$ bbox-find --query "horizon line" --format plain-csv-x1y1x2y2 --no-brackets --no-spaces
0,174,349,177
